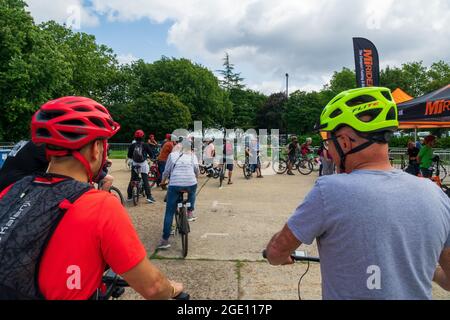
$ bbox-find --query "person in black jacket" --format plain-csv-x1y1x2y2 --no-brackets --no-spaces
0,141,48,192
127,130,155,203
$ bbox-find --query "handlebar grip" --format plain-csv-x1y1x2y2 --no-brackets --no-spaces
174,292,190,300
262,250,267,259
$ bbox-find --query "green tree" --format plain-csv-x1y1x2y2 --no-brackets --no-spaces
323,67,357,95
426,60,450,92
0,0,73,140
110,92,191,142
255,92,288,133
131,57,230,127
217,53,244,90
229,88,267,129
285,91,323,135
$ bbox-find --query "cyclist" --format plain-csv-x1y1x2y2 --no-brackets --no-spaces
147,133,159,160
418,135,437,178
286,136,300,176
0,140,48,193
203,137,216,176
223,137,234,184
0,96,183,300
264,87,450,299
245,136,263,178
300,137,313,157
127,130,155,203
405,140,420,176
157,134,175,188
158,137,200,249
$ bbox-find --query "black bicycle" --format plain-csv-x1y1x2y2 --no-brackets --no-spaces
130,165,145,206
262,249,320,300
99,268,190,300
243,156,253,180
174,191,191,258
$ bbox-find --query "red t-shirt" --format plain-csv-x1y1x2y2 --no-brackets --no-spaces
0,180,147,300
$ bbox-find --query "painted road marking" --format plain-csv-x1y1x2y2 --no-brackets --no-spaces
201,233,230,239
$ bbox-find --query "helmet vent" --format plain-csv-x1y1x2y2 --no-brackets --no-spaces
73,106,91,112
356,109,383,122
36,128,51,138
95,106,108,114
346,95,376,107
329,109,343,119
37,110,65,121
60,131,86,141
330,96,344,104
60,120,85,126
386,107,397,120
381,91,393,101
89,117,106,128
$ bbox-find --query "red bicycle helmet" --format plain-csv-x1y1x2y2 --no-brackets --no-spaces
135,130,145,138
31,96,120,183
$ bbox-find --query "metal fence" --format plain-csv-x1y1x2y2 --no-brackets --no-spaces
389,148,450,171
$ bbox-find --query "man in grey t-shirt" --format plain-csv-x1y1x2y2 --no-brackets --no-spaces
265,87,450,299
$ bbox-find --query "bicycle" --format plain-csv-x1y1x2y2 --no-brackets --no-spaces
173,190,191,258
96,161,124,205
130,165,145,206
243,156,253,180
262,249,320,300
273,155,313,175
148,160,161,188
98,180,124,205
98,268,190,300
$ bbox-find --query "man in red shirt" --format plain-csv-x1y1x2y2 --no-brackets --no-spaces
0,96,183,300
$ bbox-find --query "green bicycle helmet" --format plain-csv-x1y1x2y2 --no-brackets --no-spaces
318,87,398,133
316,87,399,173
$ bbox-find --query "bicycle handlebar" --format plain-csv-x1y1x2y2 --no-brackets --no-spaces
102,270,190,300
262,250,320,263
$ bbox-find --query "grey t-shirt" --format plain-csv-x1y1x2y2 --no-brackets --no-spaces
287,169,450,300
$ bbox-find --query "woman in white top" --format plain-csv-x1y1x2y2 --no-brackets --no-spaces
158,138,199,249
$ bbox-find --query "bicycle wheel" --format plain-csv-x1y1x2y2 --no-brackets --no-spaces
243,164,252,179
200,166,206,175
219,168,225,188
178,208,189,258
132,185,139,206
440,164,447,182
272,159,288,174
298,160,313,175
148,170,158,188
109,186,124,205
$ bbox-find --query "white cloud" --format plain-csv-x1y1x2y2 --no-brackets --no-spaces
27,0,99,28
117,53,138,65
27,0,450,93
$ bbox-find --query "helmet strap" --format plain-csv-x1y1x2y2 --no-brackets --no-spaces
70,140,108,185
330,133,375,173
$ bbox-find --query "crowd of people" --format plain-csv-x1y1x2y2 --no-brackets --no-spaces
0,86,449,300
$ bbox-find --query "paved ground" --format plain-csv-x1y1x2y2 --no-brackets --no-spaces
108,159,449,300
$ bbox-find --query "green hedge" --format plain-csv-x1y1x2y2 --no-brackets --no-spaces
389,136,450,148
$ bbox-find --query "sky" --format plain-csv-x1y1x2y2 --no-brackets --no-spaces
26,0,450,94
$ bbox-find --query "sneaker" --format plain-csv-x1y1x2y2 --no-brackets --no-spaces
157,239,171,250
126,197,133,202
187,211,197,222
287,171,295,176
147,196,156,203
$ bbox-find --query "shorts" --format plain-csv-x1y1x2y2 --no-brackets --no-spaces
226,164,234,172
288,154,296,163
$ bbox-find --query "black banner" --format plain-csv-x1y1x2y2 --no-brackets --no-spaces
353,37,380,87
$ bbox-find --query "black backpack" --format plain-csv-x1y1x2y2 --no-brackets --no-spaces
132,143,145,163
0,175,92,299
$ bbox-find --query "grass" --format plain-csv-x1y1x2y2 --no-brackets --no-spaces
109,150,128,159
